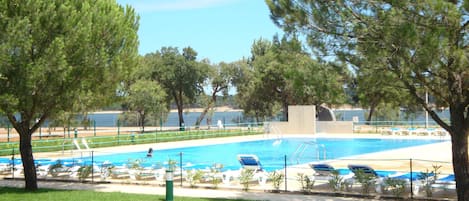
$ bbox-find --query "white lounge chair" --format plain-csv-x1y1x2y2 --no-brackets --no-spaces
222,154,268,186
431,174,455,191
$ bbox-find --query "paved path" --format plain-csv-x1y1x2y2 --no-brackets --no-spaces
0,179,379,201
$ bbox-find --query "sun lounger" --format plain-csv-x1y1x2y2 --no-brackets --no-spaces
431,174,456,191
381,127,401,135
309,163,354,181
222,154,267,186
347,164,421,193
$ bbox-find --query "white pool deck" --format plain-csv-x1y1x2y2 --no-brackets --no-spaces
1,133,455,201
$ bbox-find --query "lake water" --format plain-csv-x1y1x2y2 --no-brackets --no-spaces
87,109,450,127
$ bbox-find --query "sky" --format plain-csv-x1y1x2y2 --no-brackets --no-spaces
116,0,282,63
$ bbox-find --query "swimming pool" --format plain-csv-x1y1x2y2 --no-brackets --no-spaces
75,137,445,172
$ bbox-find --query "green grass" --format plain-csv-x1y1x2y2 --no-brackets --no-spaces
0,127,263,156
0,187,253,201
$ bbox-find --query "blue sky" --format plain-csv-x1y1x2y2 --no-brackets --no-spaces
116,0,282,63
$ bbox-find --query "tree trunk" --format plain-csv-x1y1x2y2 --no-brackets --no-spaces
451,133,469,200
365,103,377,125
19,130,38,190
140,112,146,133
449,108,469,201
195,91,217,128
195,105,211,129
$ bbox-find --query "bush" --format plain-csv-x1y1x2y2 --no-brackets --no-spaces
297,173,315,193
239,169,254,191
268,171,284,191
353,169,377,194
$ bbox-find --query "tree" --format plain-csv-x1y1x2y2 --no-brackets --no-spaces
0,0,139,190
194,62,231,128
126,80,167,132
267,0,469,199
144,47,209,129
236,35,346,121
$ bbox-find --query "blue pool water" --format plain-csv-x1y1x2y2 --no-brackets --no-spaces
0,137,446,172
79,137,444,171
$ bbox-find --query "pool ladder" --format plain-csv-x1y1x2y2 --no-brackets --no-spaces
291,142,326,164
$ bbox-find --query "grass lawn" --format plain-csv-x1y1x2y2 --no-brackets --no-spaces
0,187,253,201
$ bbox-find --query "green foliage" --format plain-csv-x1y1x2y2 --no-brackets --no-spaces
267,1,469,197
383,178,406,197
142,47,210,127
208,163,223,188
0,0,139,190
78,165,93,182
167,159,177,172
297,173,315,193
327,170,345,192
419,164,442,197
234,36,347,121
124,79,167,132
268,171,284,191
239,169,255,191
186,169,204,187
353,169,376,194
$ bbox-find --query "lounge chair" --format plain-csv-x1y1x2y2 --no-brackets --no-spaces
431,174,455,191
309,163,353,181
382,127,401,135
346,164,420,193
109,166,131,179
222,154,267,185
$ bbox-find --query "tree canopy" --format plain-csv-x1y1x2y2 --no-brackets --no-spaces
234,35,347,121
267,0,469,199
143,47,210,128
0,0,139,190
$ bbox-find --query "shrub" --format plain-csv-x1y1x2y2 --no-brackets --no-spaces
239,169,254,191
268,171,284,191
297,173,315,193
353,169,377,194
383,177,406,197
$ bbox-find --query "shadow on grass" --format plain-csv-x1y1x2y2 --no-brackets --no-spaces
0,187,254,201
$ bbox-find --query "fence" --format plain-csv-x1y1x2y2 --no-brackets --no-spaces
0,153,455,200
0,122,264,156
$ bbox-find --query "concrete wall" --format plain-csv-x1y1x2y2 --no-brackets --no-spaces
270,105,316,134
316,121,354,134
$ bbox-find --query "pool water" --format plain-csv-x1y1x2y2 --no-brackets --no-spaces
81,137,444,171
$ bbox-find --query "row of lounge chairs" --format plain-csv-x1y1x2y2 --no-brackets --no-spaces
0,155,456,194
381,127,448,136
310,163,456,194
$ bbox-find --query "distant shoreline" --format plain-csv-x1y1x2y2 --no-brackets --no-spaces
91,106,243,114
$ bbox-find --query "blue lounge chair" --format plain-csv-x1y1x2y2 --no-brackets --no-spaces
237,154,263,171
431,174,455,191
309,163,354,182
222,154,267,185
347,164,421,193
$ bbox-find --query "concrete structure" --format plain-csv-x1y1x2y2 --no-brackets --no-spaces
269,105,316,134
316,121,353,134
269,105,354,134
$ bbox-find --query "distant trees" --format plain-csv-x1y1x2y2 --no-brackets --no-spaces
143,47,209,129
267,0,469,199
234,35,348,121
0,0,139,190
194,62,232,128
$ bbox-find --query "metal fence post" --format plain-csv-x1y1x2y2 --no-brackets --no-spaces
284,155,287,192
410,158,413,199
93,120,96,137
7,124,10,143
91,151,94,183
179,152,183,187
